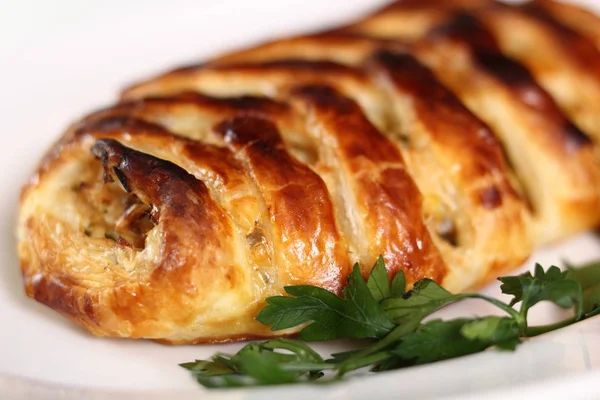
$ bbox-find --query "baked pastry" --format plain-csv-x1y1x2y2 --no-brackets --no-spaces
17,0,600,343
344,0,600,243
129,49,530,289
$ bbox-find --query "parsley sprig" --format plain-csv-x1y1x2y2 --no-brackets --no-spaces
181,257,600,388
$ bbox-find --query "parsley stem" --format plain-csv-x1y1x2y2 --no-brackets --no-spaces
281,363,337,372
525,317,577,337
337,322,418,375
338,292,521,376
461,294,521,320
335,351,393,377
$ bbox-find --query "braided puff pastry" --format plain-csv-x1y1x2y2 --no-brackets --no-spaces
173,40,531,290
345,0,600,243
17,0,600,343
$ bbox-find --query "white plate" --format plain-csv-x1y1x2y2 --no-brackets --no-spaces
2,1,600,399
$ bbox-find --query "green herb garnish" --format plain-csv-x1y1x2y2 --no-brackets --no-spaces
181,257,600,388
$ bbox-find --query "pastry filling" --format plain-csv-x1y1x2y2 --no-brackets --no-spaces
423,195,459,247
434,216,458,247
75,160,155,250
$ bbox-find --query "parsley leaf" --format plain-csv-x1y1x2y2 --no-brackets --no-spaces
367,256,390,301
365,255,406,300
392,319,490,364
380,279,458,325
566,261,600,315
181,339,334,387
333,278,462,376
182,259,600,389
499,264,582,321
392,317,520,365
460,317,521,350
180,357,235,376
233,345,302,385
390,271,406,298
256,264,396,340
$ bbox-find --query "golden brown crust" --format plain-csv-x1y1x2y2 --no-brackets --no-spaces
121,59,389,131
520,2,600,81
342,2,600,243
288,84,447,283
208,33,404,67
120,54,531,289
19,87,447,342
171,35,532,288
213,116,350,292
22,134,267,341
478,2,600,144
366,50,531,287
17,0,600,343
530,0,600,49
411,13,600,243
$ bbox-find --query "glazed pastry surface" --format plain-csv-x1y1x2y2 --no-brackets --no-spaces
17,0,600,343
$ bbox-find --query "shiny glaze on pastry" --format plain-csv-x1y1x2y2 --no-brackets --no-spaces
18,0,600,343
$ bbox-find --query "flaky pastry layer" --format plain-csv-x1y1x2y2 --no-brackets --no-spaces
18,0,600,343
